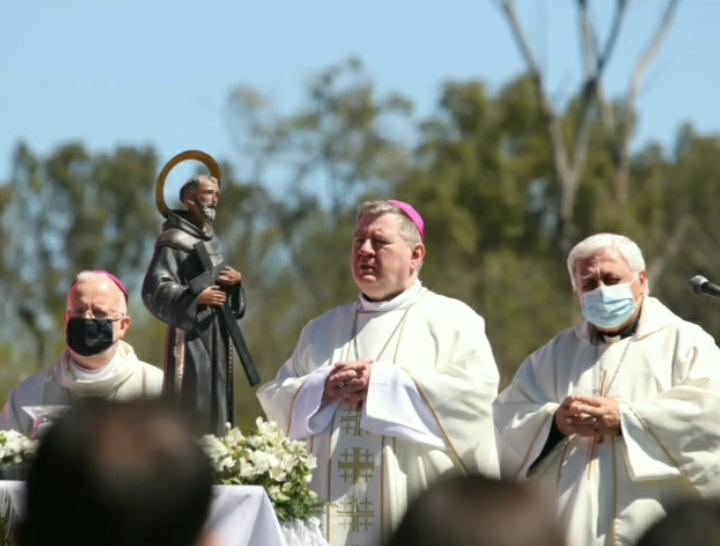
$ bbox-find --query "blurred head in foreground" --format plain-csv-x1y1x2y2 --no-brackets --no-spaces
389,473,565,546
636,498,720,546
18,398,214,546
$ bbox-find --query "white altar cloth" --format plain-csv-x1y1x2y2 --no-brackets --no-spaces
0,481,289,546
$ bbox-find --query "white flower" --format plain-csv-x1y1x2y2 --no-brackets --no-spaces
269,465,287,482
225,427,244,444
218,456,235,472
249,449,278,475
199,435,230,463
280,453,296,472
201,420,322,521
238,457,256,479
0,430,37,465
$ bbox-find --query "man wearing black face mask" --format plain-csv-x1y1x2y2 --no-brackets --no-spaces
0,271,163,437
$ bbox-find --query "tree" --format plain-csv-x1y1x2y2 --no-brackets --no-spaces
1,143,158,370
225,57,413,317
494,0,681,253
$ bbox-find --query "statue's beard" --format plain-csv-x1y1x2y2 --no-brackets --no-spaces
200,205,216,222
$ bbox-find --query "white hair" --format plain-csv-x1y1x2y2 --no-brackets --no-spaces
75,271,104,284
70,271,128,313
566,233,646,289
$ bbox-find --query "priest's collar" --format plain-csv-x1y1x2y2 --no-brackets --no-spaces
593,313,641,344
71,357,119,381
357,281,423,312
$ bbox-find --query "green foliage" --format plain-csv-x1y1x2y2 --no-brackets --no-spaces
1,58,720,426
1,143,158,373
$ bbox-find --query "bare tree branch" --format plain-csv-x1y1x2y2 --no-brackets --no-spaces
495,0,678,250
499,0,635,250
498,0,546,80
498,0,575,246
614,0,681,204
577,0,596,81
571,0,626,168
647,212,691,283
596,0,627,73
591,0,626,132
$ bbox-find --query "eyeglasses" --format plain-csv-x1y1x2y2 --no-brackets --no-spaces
65,309,126,321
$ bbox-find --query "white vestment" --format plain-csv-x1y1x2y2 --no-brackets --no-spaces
257,283,499,546
494,297,720,546
0,341,163,436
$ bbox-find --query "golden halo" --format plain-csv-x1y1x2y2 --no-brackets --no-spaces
155,150,222,217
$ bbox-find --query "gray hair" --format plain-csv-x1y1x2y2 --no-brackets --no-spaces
356,200,422,246
179,175,219,203
70,271,128,313
566,233,646,289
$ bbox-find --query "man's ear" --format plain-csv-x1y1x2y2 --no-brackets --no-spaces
117,315,132,339
182,193,197,212
411,243,426,266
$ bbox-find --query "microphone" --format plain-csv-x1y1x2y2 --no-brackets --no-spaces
689,275,720,298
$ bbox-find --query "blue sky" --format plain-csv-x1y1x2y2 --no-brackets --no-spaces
2,0,718,183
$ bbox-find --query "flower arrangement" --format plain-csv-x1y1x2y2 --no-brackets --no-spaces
200,418,323,522
0,430,37,466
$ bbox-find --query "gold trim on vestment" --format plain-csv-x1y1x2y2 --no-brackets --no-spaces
410,380,469,475
514,411,554,480
326,336,355,543
555,440,570,490
329,292,422,545
612,437,619,546
286,375,311,437
381,435,386,546
628,406,696,490
326,409,336,544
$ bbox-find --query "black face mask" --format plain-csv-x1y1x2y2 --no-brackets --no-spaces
66,318,115,356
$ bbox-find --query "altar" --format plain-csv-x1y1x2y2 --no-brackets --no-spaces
0,481,291,546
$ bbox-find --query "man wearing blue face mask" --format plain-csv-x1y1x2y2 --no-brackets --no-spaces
494,233,720,546
0,271,163,437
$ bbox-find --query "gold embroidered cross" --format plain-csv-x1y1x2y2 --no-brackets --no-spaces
337,496,375,532
338,447,375,484
340,405,365,436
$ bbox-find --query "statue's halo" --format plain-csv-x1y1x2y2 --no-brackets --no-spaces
155,150,222,217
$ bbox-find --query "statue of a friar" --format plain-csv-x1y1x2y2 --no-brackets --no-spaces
142,150,259,435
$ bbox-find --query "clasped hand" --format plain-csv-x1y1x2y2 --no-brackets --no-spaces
324,359,373,406
217,266,242,286
555,395,621,443
197,267,242,307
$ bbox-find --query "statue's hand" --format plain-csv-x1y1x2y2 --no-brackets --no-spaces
197,286,227,307
217,266,242,286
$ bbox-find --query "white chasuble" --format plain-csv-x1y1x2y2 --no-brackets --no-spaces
494,297,720,546
0,341,163,436
257,283,500,546
327,306,406,546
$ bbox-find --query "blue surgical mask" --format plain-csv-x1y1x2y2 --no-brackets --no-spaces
581,280,638,330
